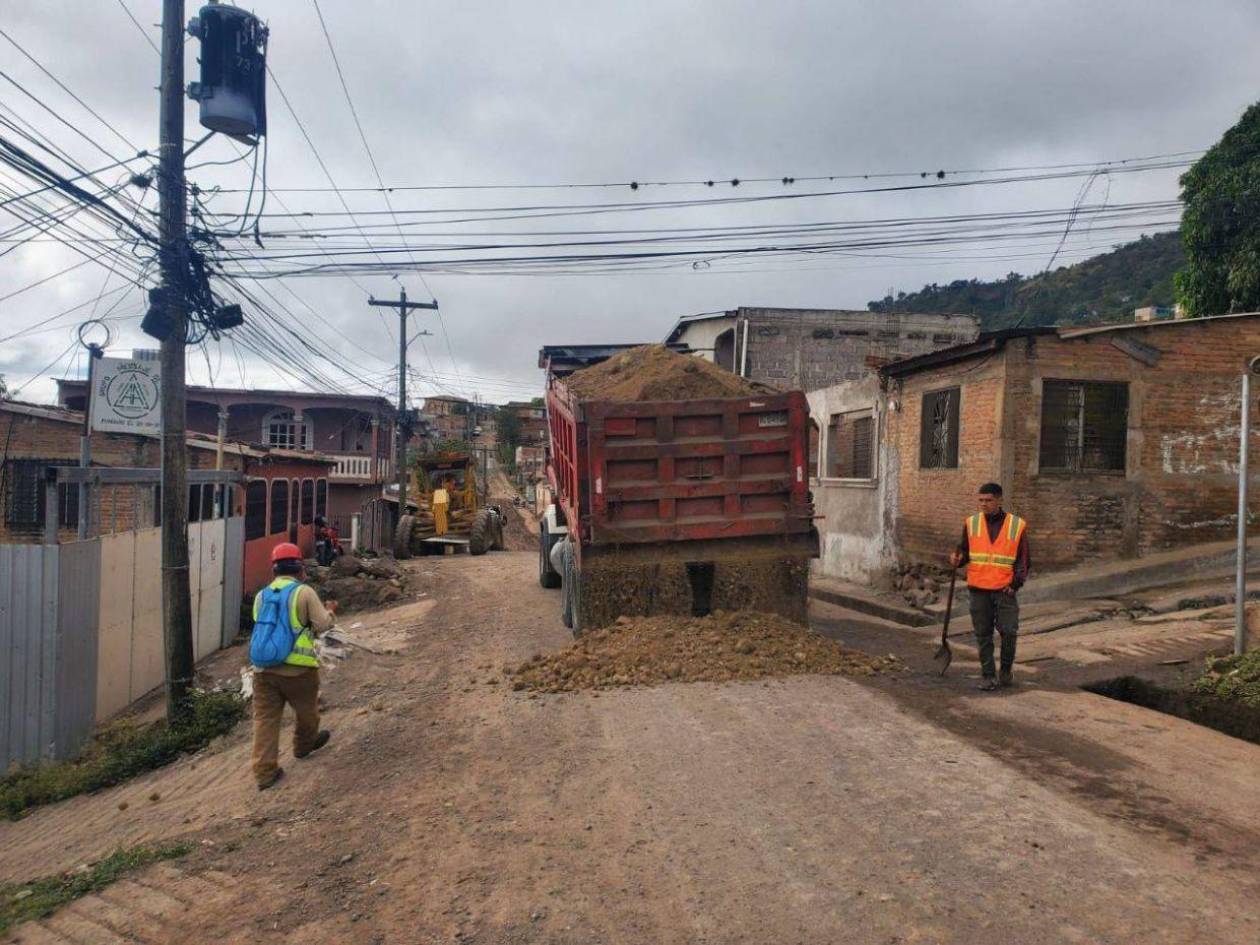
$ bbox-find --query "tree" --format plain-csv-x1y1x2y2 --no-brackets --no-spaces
496,406,522,471
1177,102,1260,316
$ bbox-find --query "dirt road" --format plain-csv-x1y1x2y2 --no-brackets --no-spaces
5,552,1260,944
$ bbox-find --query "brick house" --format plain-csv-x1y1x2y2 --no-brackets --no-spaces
664,308,979,390
872,312,1260,572
0,399,332,551
58,382,393,526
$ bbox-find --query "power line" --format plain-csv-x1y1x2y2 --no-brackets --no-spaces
208,149,1206,194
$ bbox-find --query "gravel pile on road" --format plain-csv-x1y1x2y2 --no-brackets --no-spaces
562,344,778,402
510,610,900,693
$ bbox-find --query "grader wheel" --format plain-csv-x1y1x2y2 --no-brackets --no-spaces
469,509,493,556
394,514,415,560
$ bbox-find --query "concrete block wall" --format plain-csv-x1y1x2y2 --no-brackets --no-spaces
806,377,896,584
742,309,978,391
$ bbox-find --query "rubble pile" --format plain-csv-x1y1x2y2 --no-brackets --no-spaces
562,344,777,402
894,562,953,609
305,553,410,613
509,610,900,693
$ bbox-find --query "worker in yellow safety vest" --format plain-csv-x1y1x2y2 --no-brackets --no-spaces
250,542,338,790
950,482,1030,691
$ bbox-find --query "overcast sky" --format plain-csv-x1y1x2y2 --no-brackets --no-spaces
3,0,1260,407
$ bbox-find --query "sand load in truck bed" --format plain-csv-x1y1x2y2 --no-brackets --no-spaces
510,611,900,692
561,344,777,402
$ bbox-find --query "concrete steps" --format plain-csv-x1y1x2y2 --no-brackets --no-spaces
808,576,934,627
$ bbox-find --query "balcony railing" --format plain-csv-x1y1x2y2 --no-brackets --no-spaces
329,453,392,483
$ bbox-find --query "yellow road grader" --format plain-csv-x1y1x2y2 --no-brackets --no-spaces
394,451,505,557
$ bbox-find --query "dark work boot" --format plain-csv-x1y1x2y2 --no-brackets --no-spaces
257,768,285,791
999,668,1014,688
977,677,999,692
296,730,331,759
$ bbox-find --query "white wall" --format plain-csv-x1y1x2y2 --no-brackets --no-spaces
806,377,897,585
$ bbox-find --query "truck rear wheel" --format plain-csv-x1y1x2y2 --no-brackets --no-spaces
469,509,492,556
561,544,582,637
539,521,561,588
394,514,414,560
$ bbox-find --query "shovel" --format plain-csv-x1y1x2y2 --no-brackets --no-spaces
935,568,958,676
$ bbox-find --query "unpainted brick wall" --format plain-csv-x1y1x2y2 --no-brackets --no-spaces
887,355,1008,563
0,409,247,544
892,317,1260,572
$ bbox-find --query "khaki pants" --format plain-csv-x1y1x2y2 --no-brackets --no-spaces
251,668,320,785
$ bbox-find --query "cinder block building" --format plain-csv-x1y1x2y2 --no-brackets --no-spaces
665,308,979,390
875,312,1260,572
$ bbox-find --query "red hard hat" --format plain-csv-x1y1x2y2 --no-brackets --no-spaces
271,542,302,564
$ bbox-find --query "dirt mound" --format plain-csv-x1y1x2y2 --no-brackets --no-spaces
562,345,777,402
509,611,899,692
306,554,411,614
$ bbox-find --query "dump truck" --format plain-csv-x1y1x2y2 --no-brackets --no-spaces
394,451,505,557
537,345,818,636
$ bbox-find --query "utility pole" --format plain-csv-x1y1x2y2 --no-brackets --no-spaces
158,0,195,722
368,288,437,518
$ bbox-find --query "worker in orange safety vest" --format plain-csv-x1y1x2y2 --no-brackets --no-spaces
949,482,1030,691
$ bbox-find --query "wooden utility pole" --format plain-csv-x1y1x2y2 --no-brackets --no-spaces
158,0,195,722
368,288,437,517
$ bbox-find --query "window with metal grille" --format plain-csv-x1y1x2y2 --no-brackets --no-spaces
301,479,314,524
245,480,267,539
270,478,288,535
919,388,960,469
1039,380,1128,472
3,459,78,530
263,410,310,450
825,410,875,479
315,478,328,517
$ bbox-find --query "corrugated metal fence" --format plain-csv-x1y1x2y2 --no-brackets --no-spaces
0,541,100,770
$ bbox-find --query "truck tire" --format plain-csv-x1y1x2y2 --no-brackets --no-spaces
469,509,492,556
394,514,414,560
561,543,582,637
539,520,561,588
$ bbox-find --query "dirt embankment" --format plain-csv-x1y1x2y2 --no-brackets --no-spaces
510,610,900,693
562,344,777,402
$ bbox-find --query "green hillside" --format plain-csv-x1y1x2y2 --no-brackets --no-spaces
867,230,1184,329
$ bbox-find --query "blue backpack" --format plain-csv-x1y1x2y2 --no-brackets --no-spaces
249,581,303,668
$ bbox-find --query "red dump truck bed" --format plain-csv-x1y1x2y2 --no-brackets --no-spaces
546,380,814,552
543,375,817,633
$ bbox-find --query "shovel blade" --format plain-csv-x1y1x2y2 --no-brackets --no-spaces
934,641,953,676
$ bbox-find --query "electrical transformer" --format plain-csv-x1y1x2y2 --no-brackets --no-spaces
187,3,268,138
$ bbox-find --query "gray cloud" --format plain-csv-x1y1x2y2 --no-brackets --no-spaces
3,0,1259,404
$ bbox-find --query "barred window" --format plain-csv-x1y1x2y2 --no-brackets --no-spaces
825,411,875,479
919,387,960,469
1040,380,1128,472
270,478,289,535
300,478,314,525
315,478,328,517
263,410,311,450
245,480,267,540
3,459,78,530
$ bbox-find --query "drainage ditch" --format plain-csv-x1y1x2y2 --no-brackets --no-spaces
1085,675,1260,747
